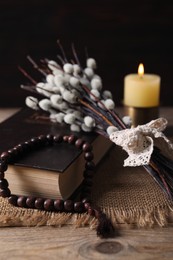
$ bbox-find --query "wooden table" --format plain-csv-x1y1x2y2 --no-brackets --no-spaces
0,107,173,260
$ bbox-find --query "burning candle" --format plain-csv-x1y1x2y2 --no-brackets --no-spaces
124,64,161,107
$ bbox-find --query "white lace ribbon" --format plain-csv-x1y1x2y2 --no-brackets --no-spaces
110,118,173,167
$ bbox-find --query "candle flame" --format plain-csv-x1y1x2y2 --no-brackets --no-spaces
138,63,144,77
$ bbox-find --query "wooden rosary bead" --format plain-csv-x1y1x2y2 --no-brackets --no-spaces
0,179,9,189
26,140,35,149
13,144,25,157
85,161,95,170
17,196,27,207
64,200,74,212
38,136,47,147
7,149,14,156
75,138,84,149
30,137,40,147
35,198,45,210
0,161,8,172
83,202,91,210
38,134,47,143
83,170,94,178
0,152,10,162
44,199,54,211
82,142,93,152
30,137,38,143
20,142,28,151
0,188,11,198
46,134,54,144
0,134,95,215
26,197,36,208
68,135,77,144
13,147,22,158
24,141,32,150
82,198,91,204
63,135,69,142
8,195,18,206
53,135,63,143
54,199,64,211
74,202,84,213
84,152,94,161
15,144,24,153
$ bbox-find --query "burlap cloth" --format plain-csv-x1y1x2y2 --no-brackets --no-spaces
0,145,172,228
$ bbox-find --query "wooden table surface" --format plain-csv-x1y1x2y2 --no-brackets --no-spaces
0,107,173,260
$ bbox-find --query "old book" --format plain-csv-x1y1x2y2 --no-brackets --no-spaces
0,109,112,199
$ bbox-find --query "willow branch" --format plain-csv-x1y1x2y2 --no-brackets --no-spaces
78,98,114,126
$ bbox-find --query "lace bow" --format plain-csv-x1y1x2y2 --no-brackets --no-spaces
110,118,173,167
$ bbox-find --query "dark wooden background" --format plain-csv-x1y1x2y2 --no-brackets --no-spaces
0,0,173,107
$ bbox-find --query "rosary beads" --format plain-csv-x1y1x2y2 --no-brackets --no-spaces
0,134,95,215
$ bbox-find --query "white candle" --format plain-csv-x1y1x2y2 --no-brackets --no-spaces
124,64,161,107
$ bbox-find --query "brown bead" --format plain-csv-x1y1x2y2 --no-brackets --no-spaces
85,161,95,170
82,198,91,204
6,150,14,163
63,135,69,142
27,140,36,148
31,137,39,143
17,144,26,154
68,135,77,144
17,196,26,207
53,135,63,143
54,199,64,211
15,144,24,153
83,202,91,210
84,152,94,161
26,197,36,208
0,152,9,161
11,148,20,160
82,142,92,152
44,199,54,211
24,141,32,150
83,170,94,178
0,161,8,172
30,137,40,148
35,198,45,210
38,135,47,144
74,202,84,213
11,147,19,156
0,179,9,189
75,138,84,149
0,188,11,198
8,195,18,206
7,149,14,156
46,134,53,144
64,200,74,212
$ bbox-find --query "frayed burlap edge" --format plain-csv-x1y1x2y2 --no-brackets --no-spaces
0,197,173,230
103,202,173,228
0,197,98,229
